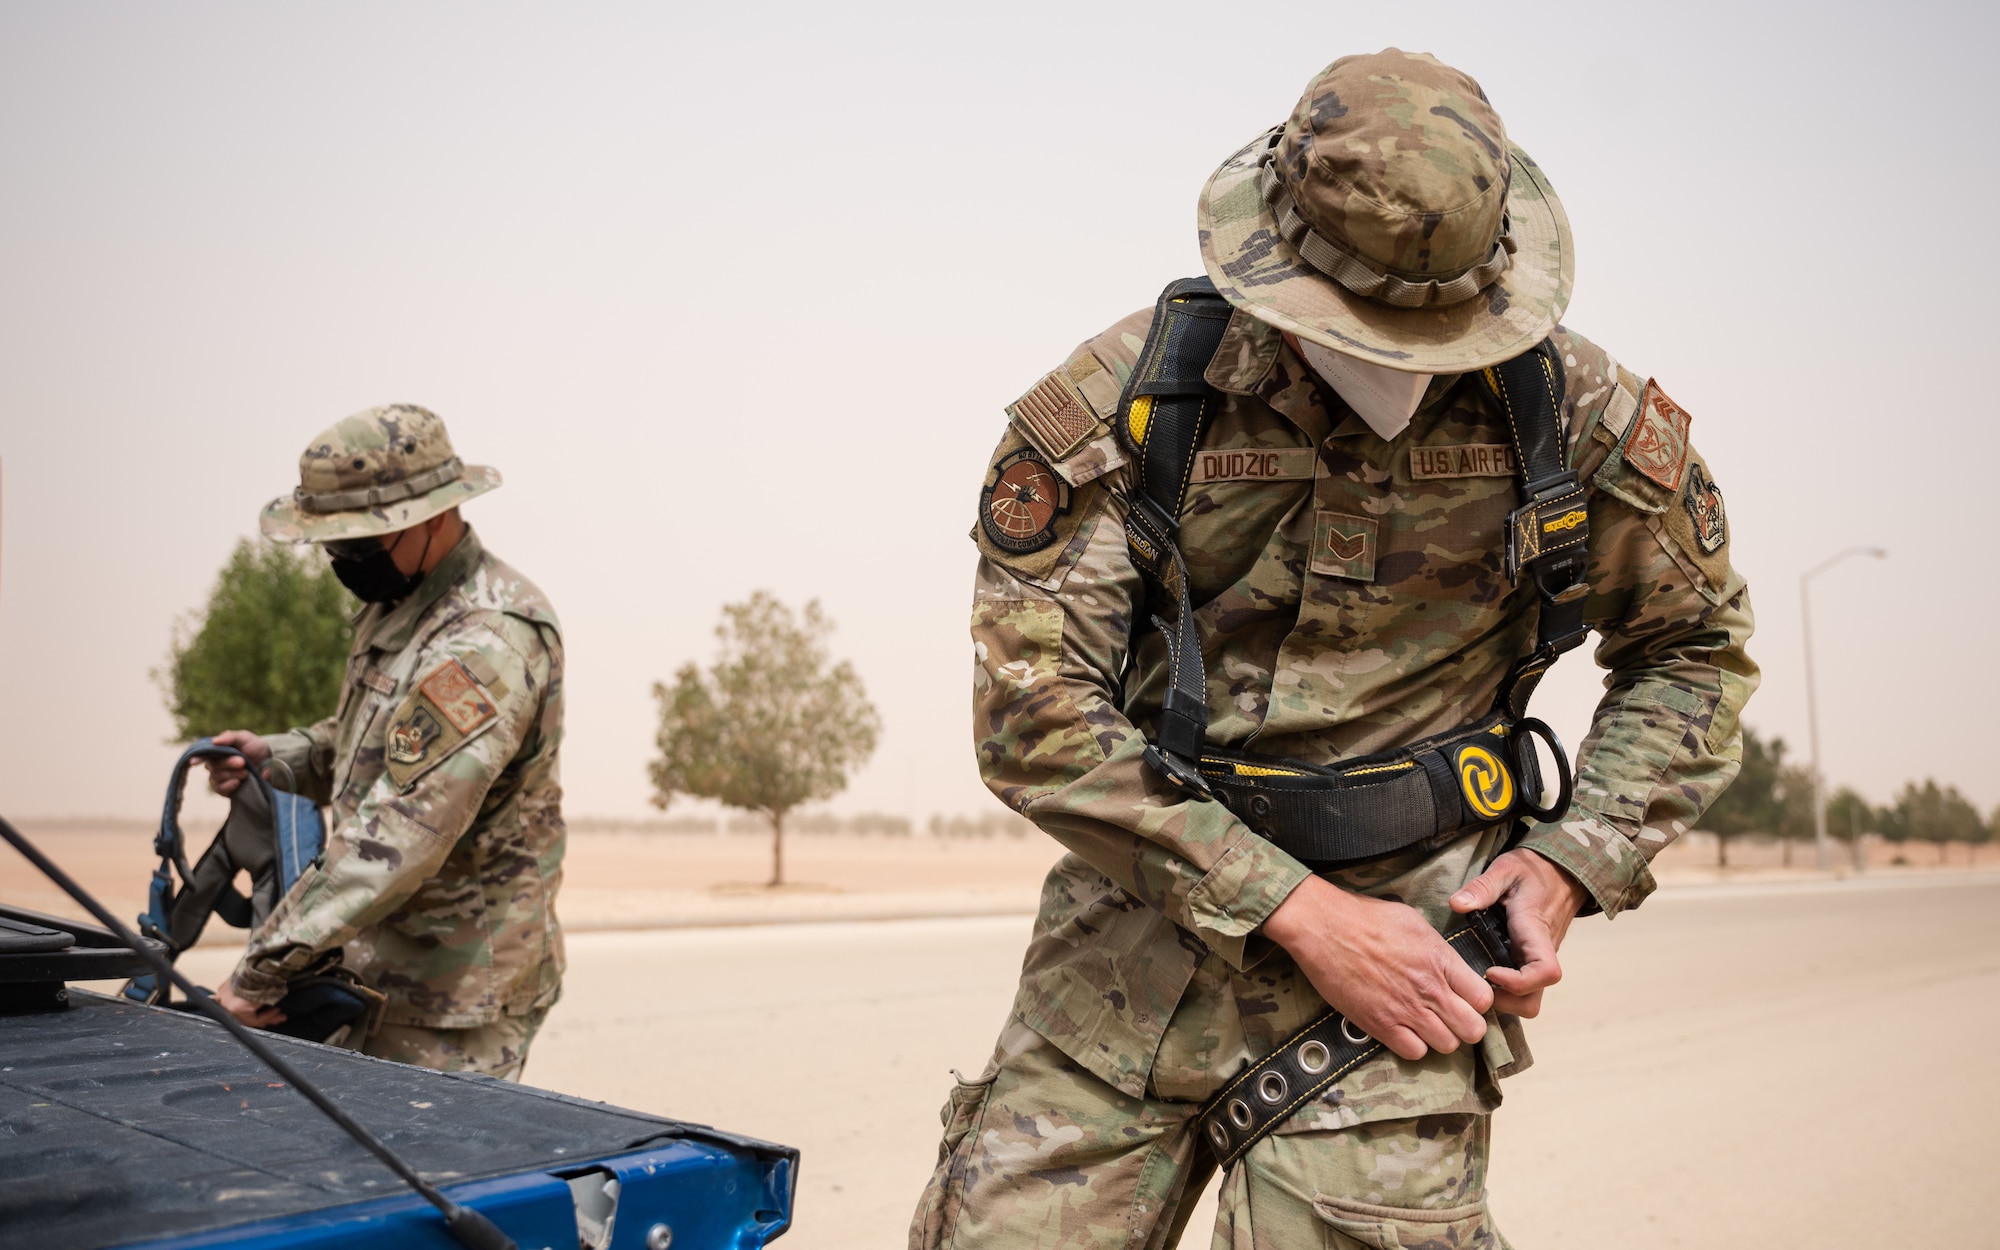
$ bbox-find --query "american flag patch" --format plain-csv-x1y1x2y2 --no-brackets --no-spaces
1007,370,1097,461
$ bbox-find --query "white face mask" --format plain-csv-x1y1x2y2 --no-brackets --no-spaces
1295,338,1432,442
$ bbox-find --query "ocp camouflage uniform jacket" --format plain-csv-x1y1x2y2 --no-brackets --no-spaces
231,527,567,1029
972,306,1756,1114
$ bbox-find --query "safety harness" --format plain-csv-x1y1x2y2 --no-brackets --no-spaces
124,739,382,1045
1116,277,1592,869
1114,277,1595,1167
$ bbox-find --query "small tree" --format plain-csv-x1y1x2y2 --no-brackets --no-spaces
649,592,880,887
1825,787,1875,870
157,538,356,740
1888,780,1985,865
1772,759,1817,867
1702,726,1787,867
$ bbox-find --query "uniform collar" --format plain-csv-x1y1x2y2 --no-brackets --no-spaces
1204,310,1336,444
355,525,485,653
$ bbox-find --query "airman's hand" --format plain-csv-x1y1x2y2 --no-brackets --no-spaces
1450,848,1588,1018
214,980,287,1029
201,731,271,796
1263,874,1495,1062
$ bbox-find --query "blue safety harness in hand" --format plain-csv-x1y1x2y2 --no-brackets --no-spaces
124,739,378,1043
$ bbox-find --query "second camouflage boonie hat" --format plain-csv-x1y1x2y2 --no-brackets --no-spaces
259,404,501,543
1199,49,1574,374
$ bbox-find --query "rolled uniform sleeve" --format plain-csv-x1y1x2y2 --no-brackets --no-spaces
974,461,1310,969
231,628,543,1003
1516,385,1759,917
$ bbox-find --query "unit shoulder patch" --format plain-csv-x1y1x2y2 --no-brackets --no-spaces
1658,453,1732,600
387,705,444,766
981,447,1071,554
1007,366,1103,462
383,657,504,791
418,659,499,735
1622,380,1692,490
1681,462,1727,554
973,431,1097,587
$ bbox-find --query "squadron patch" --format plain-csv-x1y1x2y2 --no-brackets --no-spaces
418,659,498,734
1681,462,1727,553
1623,381,1692,491
980,448,1072,554
386,706,444,765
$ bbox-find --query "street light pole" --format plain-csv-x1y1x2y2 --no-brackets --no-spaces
1801,546,1887,871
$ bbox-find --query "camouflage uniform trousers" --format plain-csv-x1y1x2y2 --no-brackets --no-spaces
911,1023,1506,1250
365,1006,550,1082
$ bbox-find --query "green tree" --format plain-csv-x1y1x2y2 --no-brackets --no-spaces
1701,726,1787,867
157,538,355,740
1825,786,1876,869
1772,758,1817,866
649,592,880,887
1886,780,1985,865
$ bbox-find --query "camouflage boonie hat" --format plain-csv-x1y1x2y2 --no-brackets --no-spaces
1199,49,1574,374
259,404,501,543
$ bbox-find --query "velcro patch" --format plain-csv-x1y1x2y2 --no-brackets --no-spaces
419,659,498,735
1190,446,1317,484
1409,444,1518,480
1623,381,1692,491
387,706,444,765
1064,351,1122,419
1681,462,1726,554
1008,370,1098,462
980,448,1071,554
1310,510,1378,582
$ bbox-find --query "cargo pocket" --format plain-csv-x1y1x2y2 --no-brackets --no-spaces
909,1069,998,1250
1312,1195,1505,1250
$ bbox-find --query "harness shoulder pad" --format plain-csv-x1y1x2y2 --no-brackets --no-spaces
1114,278,1233,519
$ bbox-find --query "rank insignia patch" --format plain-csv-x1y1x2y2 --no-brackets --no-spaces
1682,462,1727,553
1310,510,1378,582
387,706,443,765
1624,380,1692,491
419,659,498,734
980,448,1072,554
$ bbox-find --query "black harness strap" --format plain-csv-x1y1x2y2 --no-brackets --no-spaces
1198,907,1517,1169
1115,277,1234,797
1480,342,1592,719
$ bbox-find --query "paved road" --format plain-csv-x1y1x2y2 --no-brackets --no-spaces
178,874,2000,1248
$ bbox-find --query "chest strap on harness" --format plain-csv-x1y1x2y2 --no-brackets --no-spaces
1115,278,1593,865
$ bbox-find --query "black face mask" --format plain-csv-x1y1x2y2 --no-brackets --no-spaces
326,533,428,603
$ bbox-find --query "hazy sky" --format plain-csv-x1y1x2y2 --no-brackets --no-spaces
2,0,1995,826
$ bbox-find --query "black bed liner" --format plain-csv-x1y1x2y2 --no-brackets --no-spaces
0,991,777,1247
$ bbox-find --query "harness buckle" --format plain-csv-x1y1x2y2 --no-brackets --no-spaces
1144,745,1215,800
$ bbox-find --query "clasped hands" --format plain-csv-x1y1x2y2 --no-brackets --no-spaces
1262,848,1587,1062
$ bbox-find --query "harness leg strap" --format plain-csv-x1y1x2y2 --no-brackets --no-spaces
1195,906,1517,1170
